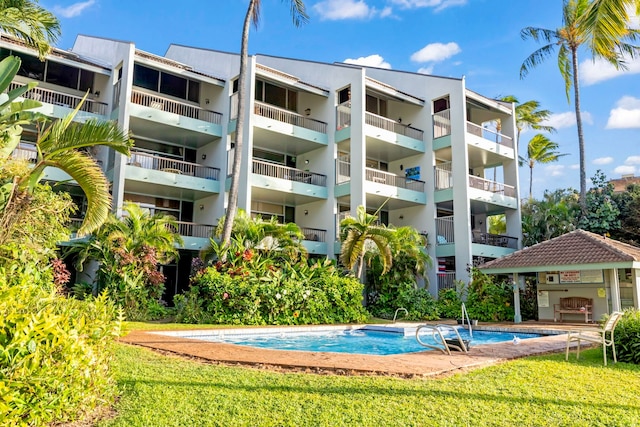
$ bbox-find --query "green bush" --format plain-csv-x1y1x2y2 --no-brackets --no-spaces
175,257,368,325
464,269,514,322
614,309,640,364
437,285,464,319
368,282,439,321
0,276,121,426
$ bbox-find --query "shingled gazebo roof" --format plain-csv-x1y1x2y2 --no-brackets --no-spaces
479,229,640,274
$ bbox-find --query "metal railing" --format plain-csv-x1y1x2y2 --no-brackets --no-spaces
9,82,109,115
434,162,453,190
336,157,351,184
252,159,327,186
435,216,454,245
437,271,457,291
468,175,516,197
365,111,424,140
299,227,327,242
128,150,220,180
131,89,222,124
175,221,216,238
10,146,37,162
365,167,425,191
466,121,514,149
68,217,84,230
472,231,518,249
254,101,328,133
113,79,121,110
433,109,451,138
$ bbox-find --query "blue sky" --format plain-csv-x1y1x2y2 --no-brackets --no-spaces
48,0,640,199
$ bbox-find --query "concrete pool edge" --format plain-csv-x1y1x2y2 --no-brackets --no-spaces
120,322,584,377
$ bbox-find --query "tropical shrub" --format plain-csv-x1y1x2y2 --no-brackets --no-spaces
175,245,368,325
0,273,121,426
436,283,465,319
465,268,515,322
613,309,640,364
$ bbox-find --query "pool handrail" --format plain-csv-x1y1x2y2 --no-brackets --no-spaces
415,324,469,355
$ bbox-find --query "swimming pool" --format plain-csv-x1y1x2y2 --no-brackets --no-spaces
177,326,543,356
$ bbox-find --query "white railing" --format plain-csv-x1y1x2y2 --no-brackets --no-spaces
435,216,454,244
254,101,327,133
466,121,514,149
365,111,424,140
365,167,425,191
8,82,109,115
433,109,451,138
437,272,457,291
128,150,220,180
131,89,222,124
10,146,37,162
337,102,351,130
468,175,516,197
434,162,453,190
299,227,327,242
336,157,351,184
336,211,350,239
113,79,122,111
472,231,518,249
252,159,327,186
175,221,216,238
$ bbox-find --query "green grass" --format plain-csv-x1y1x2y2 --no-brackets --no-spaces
100,343,640,427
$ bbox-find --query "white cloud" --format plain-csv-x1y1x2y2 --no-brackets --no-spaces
411,42,460,63
593,157,614,165
390,0,467,12
379,7,393,18
581,55,640,85
543,111,593,129
343,54,392,69
569,163,580,170
614,165,637,175
53,0,95,18
417,65,434,75
606,96,640,129
625,156,640,165
546,164,566,177
313,0,376,20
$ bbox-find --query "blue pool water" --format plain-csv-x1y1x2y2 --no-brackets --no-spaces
185,328,543,356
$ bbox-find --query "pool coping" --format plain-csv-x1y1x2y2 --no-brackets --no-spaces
120,321,588,377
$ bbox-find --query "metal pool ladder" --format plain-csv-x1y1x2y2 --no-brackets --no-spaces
393,307,408,323
460,303,473,338
415,324,469,355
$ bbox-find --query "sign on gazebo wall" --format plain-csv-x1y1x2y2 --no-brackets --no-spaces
538,270,604,284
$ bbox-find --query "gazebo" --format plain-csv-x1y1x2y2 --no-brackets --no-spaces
479,229,640,323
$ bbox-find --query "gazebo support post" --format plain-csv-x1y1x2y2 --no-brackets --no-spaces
513,272,522,323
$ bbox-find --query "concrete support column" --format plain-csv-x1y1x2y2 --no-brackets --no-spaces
513,272,522,323
609,268,621,312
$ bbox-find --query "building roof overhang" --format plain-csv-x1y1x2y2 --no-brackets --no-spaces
365,77,424,106
255,63,329,97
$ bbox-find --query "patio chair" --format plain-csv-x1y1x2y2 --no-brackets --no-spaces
565,311,624,366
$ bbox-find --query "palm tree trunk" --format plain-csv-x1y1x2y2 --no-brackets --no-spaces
221,0,256,248
572,47,587,214
529,165,534,200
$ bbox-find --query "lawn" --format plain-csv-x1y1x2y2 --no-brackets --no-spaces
99,338,640,426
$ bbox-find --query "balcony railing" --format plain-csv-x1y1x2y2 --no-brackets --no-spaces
254,100,328,134
300,227,327,242
435,216,455,245
336,157,350,184
468,175,516,197
437,271,457,291
131,89,222,124
365,111,424,140
9,82,108,115
68,217,84,230
10,146,37,162
175,221,216,238
434,162,452,190
433,109,451,138
128,150,220,180
252,159,327,186
472,231,518,249
366,168,425,192
466,121,514,149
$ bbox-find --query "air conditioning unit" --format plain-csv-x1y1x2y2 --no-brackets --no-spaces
546,274,560,284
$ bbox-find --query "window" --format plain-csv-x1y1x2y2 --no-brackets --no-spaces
133,64,159,91
133,63,201,103
160,72,187,99
338,87,350,104
434,97,449,113
188,80,200,103
366,94,387,116
255,79,297,112
46,61,79,89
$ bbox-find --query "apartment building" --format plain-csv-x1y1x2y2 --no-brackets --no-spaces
4,33,522,301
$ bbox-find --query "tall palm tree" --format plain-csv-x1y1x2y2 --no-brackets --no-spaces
220,0,308,248
0,0,60,58
520,0,640,213
340,205,393,280
519,134,568,199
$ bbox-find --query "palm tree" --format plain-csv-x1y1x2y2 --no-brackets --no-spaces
340,205,393,280
520,134,568,199
498,95,555,144
0,0,61,58
220,0,308,248
520,0,640,213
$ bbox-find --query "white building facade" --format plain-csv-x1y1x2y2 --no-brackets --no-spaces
4,34,523,301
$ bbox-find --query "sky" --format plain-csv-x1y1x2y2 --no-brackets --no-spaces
46,0,640,199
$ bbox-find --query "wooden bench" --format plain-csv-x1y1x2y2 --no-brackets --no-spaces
554,297,593,323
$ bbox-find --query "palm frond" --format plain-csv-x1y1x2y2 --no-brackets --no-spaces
520,44,557,78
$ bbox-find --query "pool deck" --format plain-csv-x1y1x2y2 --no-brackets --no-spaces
120,321,595,378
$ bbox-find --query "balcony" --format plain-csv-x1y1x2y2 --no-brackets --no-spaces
129,150,220,179
252,159,327,186
472,231,518,249
300,227,328,255
131,89,222,124
253,100,327,134
250,159,328,203
9,82,108,116
468,175,516,198
10,146,37,162
437,271,457,292
365,168,425,192
173,221,216,250
466,122,513,149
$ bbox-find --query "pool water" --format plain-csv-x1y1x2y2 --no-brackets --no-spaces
186,328,543,356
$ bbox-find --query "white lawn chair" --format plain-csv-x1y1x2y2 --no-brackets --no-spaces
565,311,624,366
